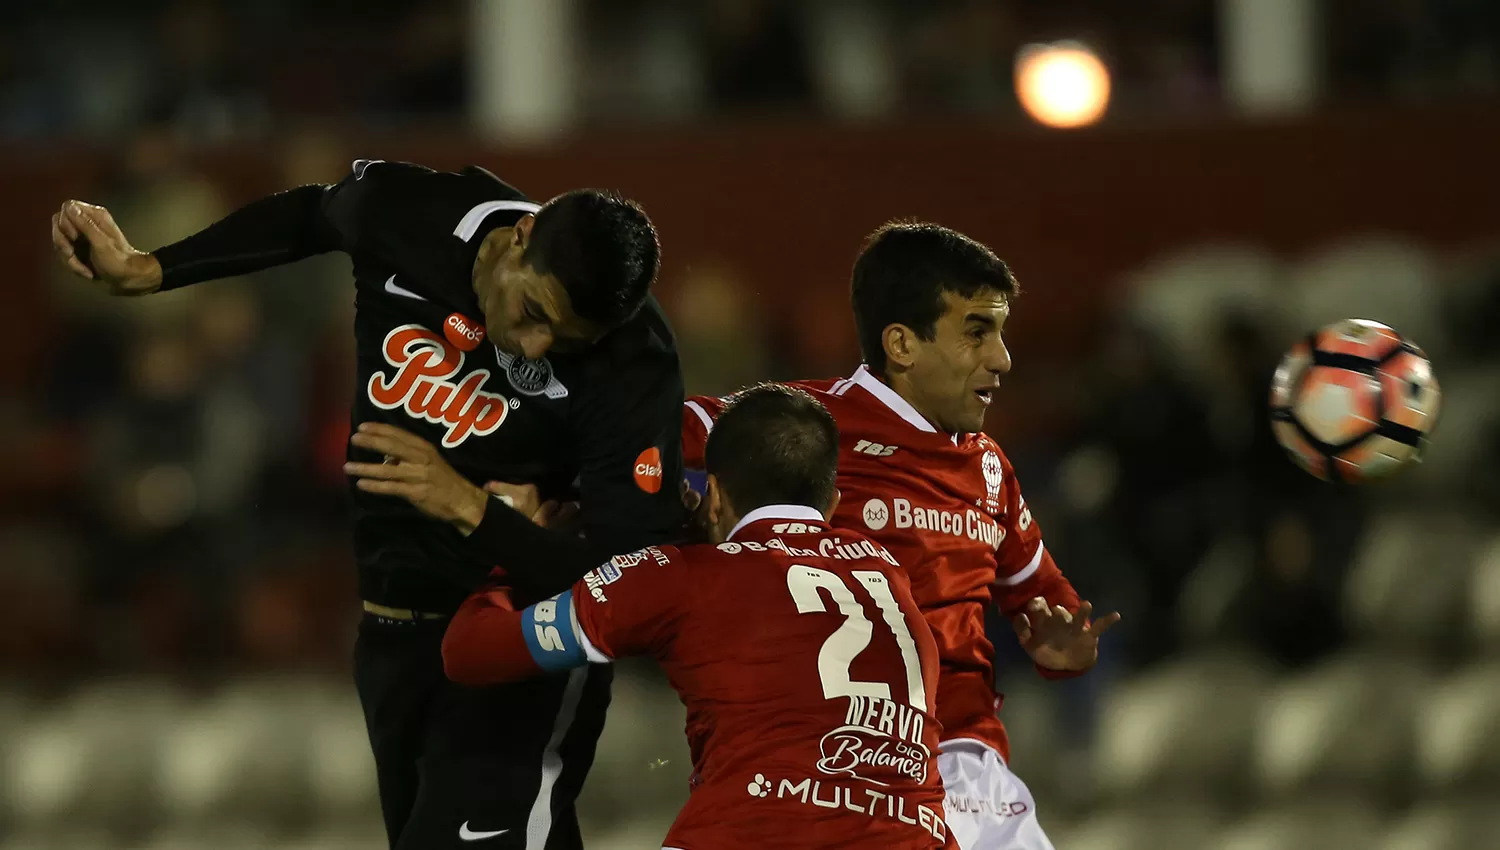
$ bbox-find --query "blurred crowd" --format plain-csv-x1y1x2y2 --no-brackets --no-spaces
5,137,1500,844
6,118,1500,688
3,0,1500,139
2,1,1500,846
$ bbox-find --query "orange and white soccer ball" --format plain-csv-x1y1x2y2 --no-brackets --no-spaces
1269,319,1440,482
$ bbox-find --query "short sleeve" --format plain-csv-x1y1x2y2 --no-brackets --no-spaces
570,336,686,556
571,545,690,660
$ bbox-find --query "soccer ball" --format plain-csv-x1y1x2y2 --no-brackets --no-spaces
1269,319,1440,482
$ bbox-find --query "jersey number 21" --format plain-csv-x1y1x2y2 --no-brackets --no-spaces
786,566,927,710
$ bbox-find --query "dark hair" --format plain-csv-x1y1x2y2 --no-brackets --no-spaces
851,221,1019,376
525,189,660,327
704,383,840,515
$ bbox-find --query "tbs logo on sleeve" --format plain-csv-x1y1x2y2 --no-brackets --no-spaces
633,447,663,493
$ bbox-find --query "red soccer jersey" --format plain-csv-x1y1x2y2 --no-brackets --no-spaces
573,507,952,850
684,367,1082,760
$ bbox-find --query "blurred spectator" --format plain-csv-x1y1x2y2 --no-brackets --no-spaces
146,0,267,141
899,0,1022,115
1072,320,1221,664
671,264,771,396
374,1,468,119
1207,313,1365,667
699,0,816,113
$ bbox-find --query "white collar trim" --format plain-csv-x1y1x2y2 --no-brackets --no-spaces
727,504,826,541
850,364,939,434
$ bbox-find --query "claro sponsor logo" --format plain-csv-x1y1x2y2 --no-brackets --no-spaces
443,313,486,351
633,447,663,493
861,498,1004,548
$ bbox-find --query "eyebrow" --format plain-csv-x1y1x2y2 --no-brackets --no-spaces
523,297,556,324
964,313,999,330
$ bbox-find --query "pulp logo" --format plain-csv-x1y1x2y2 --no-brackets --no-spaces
633,447,663,493
444,313,486,352
367,325,510,447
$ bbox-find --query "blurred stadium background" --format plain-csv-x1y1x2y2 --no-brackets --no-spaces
3,1,1500,848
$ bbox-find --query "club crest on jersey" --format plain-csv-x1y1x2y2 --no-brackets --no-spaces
495,350,569,399
981,450,1003,513
507,355,552,395
367,325,510,447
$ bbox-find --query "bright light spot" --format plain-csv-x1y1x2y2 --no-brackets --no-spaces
1015,42,1111,129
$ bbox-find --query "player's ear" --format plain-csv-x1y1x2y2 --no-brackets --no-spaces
824,488,841,520
705,474,724,528
513,213,536,249
883,323,919,370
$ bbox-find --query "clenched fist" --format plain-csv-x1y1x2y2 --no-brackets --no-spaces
50,200,163,295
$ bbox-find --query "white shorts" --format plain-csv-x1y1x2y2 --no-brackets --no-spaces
937,739,1054,850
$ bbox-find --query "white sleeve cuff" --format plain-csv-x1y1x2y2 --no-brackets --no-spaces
1001,542,1045,586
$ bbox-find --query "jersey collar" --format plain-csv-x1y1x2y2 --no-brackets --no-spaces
726,504,827,541
845,364,964,444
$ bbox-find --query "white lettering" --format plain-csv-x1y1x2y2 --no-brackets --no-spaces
778,777,811,802
877,699,896,737
898,796,917,825
534,624,563,651
894,498,912,527
812,781,841,809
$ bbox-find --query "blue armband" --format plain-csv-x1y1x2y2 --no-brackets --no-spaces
521,590,587,671
684,468,708,497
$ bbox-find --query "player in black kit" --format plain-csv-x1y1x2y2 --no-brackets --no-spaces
50,160,685,849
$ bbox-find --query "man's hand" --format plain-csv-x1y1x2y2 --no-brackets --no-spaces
1012,599,1121,672
679,480,711,542
481,480,580,533
345,423,490,535
50,200,163,294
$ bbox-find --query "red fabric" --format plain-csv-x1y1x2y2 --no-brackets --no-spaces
685,376,1084,761
573,530,951,849
441,586,543,685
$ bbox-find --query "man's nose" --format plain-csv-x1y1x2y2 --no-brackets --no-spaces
518,326,554,360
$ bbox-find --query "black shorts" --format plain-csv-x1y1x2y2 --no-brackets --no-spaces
354,613,613,850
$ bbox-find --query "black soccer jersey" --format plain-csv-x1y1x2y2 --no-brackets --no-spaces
153,160,685,612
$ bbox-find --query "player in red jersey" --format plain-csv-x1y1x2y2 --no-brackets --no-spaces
443,384,955,850
682,223,1119,850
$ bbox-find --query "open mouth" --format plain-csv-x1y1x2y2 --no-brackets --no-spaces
974,388,994,404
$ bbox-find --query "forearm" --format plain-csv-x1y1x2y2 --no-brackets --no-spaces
442,590,543,685
153,184,337,290
996,552,1091,678
465,498,615,600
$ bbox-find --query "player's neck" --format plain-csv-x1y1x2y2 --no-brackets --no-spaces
882,369,952,436
471,227,514,288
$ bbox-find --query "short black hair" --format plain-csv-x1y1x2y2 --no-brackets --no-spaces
704,383,840,515
851,221,1019,376
525,189,660,327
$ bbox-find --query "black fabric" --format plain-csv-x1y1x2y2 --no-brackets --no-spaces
150,159,686,611
354,615,612,850
153,184,336,290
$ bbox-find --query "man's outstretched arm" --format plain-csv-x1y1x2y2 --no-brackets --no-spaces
50,159,419,294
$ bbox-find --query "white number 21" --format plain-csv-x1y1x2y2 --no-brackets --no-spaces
785,565,927,710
